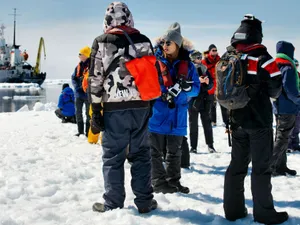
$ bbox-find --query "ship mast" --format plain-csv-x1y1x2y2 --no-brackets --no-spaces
9,8,20,48
0,24,5,39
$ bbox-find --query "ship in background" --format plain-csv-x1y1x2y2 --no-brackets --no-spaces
0,8,46,86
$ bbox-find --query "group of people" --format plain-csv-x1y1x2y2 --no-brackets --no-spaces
53,2,300,224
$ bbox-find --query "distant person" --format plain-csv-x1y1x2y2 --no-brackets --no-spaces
271,41,300,176
202,44,229,128
55,83,76,123
188,50,215,154
71,46,91,136
288,59,300,151
82,71,101,144
22,50,28,61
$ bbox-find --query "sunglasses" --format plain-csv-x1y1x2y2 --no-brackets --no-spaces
196,56,202,60
160,41,172,46
211,49,218,52
79,53,82,56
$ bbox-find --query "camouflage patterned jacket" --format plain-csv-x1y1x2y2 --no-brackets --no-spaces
88,27,154,112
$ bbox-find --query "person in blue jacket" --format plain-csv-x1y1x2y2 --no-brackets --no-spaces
288,59,300,151
149,22,200,194
55,83,76,123
271,41,300,176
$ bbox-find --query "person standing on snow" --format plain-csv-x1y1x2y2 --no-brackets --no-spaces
149,22,200,194
202,44,229,130
287,59,300,152
88,2,157,214
55,83,76,123
71,46,91,137
223,14,288,224
271,41,300,176
188,50,214,154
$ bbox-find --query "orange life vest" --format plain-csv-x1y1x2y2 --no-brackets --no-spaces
157,60,189,87
76,63,89,93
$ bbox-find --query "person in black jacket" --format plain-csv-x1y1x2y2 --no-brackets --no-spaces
223,14,288,225
181,50,214,168
188,50,215,153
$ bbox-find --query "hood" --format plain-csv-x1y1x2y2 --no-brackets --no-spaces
153,36,194,51
63,87,74,95
276,41,295,59
153,37,194,61
103,2,134,33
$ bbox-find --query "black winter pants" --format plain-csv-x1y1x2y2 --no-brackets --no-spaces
189,98,214,149
75,97,90,135
271,114,296,171
224,127,275,219
102,108,153,210
55,109,76,123
210,97,229,125
150,133,183,187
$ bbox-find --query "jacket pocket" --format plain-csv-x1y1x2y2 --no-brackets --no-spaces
176,104,188,128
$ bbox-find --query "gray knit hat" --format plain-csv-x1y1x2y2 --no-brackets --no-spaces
162,22,183,47
190,50,202,61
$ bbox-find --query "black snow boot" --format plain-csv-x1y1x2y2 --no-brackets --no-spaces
208,144,217,153
225,207,248,221
273,167,297,176
190,148,197,153
92,202,112,213
284,167,297,176
169,182,190,194
254,211,288,225
153,183,178,194
138,199,158,214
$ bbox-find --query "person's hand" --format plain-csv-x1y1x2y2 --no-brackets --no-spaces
200,76,209,85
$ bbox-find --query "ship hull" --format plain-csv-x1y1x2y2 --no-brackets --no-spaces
0,69,46,86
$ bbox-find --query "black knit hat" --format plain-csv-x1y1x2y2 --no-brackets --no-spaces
231,14,263,47
208,44,217,52
62,83,69,90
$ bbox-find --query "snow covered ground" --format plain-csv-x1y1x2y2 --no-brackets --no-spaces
43,79,71,86
0,103,300,225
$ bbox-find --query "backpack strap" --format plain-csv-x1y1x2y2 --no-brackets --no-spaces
157,61,173,87
116,27,141,58
177,60,189,80
157,60,190,88
102,27,139,78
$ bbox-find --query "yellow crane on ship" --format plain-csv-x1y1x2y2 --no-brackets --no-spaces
33,37,46,76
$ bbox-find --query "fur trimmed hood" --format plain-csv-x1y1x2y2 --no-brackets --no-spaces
153,36,194,51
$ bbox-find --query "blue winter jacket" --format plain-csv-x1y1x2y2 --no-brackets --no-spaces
149,47,201,136
71,59,90,99
58,87,76,117
273,41,300,114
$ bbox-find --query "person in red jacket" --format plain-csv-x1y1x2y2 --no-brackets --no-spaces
202,44,229,128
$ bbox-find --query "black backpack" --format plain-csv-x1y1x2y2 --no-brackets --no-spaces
215,48,250,110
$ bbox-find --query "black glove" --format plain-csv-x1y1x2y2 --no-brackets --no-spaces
179,79,192,92
91,112,104,134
